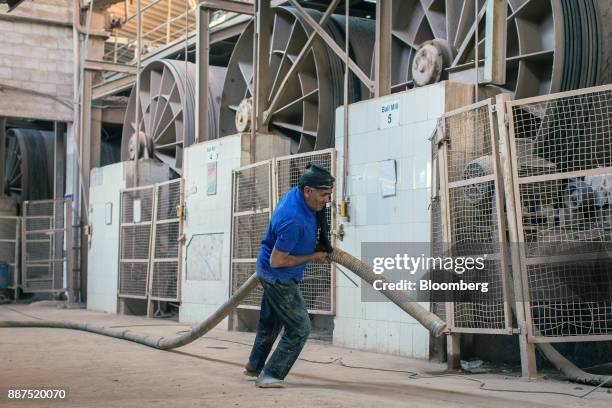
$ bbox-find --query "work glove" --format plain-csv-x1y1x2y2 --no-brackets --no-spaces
316,209,333,254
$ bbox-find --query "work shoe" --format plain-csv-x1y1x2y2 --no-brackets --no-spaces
255,372,284,388
243,362,260,378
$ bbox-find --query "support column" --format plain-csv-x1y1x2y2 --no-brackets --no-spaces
495,93,537,379
196,5,210,143
91,108,102,170
255,0,271,134
53,122,66,200
375,0,391,97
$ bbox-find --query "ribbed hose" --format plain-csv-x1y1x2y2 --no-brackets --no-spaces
0,247,446,348
329,248,447,337
0,273,260,350
3,249,610,387
537,343,612,387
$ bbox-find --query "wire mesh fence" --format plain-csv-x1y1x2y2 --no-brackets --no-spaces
507,84,612,341
275,149,336,314
229,150,336,314
438,100,512,333
0,216,19,289
230,161,272,307
21,200,71,294
119,186,155,299
150,179,183,301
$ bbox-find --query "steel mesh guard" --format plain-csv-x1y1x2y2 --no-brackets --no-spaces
274,149,336,314
150,179,183,301
22,200,69,293
0,217,19,289
440,101,512,333
119,186,155,299
508,84,612,341
229,161,272,307
230,150,336,314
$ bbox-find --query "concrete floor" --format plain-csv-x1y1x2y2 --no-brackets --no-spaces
1,303,611,408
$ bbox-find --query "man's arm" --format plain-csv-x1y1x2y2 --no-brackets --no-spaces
270,247,329,268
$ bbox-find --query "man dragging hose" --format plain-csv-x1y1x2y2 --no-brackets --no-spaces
245,163,335,388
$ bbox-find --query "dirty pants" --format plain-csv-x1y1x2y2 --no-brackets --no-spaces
247,277,311,380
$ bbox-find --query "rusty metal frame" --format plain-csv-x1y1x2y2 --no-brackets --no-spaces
505,83,612,344
438,98,513,335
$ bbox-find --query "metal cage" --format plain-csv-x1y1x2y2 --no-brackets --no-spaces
506,84,612,343
21,199,73,295
437,99,513,334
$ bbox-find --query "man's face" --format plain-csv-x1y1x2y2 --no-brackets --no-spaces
303,186,333,212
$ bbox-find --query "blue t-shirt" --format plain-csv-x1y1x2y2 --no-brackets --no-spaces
256,187,317,284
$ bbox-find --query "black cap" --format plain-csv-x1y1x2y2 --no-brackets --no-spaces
299,162,335,189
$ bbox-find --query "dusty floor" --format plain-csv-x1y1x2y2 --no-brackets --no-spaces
1,303,610,408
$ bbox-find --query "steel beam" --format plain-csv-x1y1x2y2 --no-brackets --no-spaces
81,71,94,196
287,0,373,91
53,122,66,200
255,0,271,134
200,0,254,15
92,74,135,100
263,0,341,125
92,18,250,100
374,0,391,97
196,5,211,143
84,59,137,74
91,108,102,170
483,0,507,85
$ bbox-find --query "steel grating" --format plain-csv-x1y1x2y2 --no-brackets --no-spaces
230,161,272,308
440,101,512,333
150,179,183,301
118,186,155,299
274,149,336,314
507,84,612,341
230,151,336,314
21,200,70,293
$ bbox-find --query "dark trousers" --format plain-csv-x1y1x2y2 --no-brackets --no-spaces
247,277,311,380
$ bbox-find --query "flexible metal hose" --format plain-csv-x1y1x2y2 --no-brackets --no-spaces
329,248,447,337
0,248,446,347
2,249,610,388
0,273,260,350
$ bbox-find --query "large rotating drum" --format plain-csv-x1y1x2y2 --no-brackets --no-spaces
3,129,54,203
121,60,226,173
389,0,612,98
219,6,375,153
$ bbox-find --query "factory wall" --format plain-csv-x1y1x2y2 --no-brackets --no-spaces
0,0,73,121
179,135,246,324
333,82,472,358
